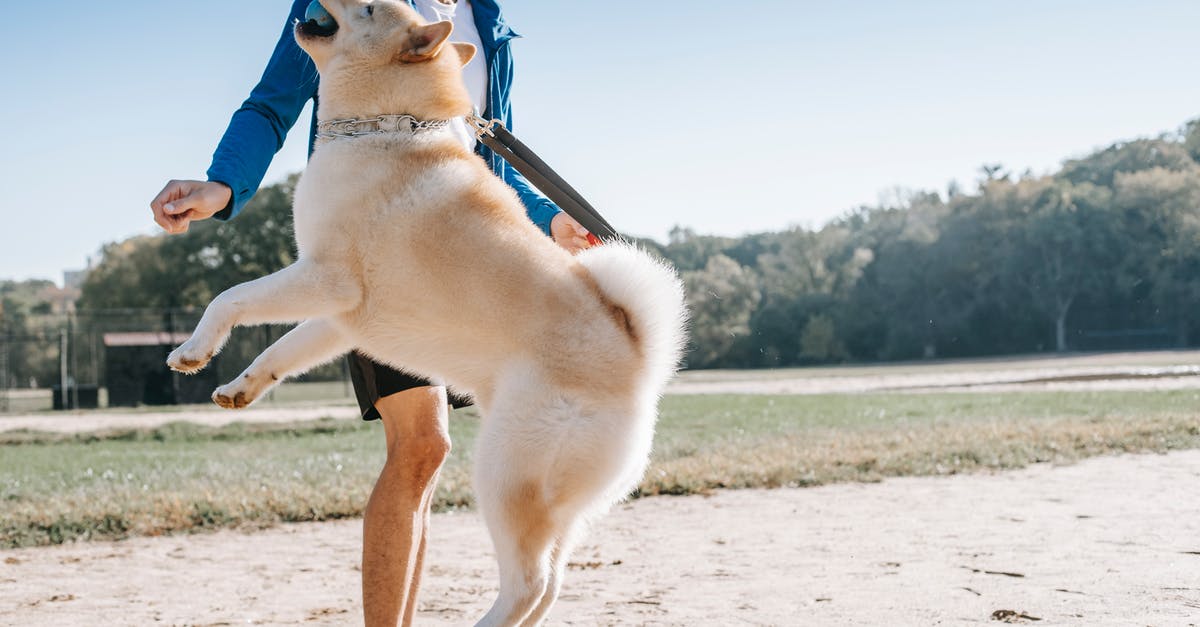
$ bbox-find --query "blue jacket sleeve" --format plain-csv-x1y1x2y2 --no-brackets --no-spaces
502,151,561,236
493,50,561,235
206,0,318,220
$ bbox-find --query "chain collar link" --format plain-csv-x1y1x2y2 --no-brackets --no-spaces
314,114,452,146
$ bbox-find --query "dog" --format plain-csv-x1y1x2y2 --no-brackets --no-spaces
166,1,686,624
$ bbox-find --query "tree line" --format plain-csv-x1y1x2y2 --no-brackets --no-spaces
647,119,1200,367
6,119,1200,379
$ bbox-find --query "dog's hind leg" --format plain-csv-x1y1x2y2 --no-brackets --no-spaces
168,261,359,374
473,475,561,627
211,319,351,409
473,363,655,626
472,391,570,627
519,521,583,627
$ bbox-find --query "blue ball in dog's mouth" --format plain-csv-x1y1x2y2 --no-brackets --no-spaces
302,0,338,36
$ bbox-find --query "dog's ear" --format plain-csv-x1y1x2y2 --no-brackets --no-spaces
397,21,454,63
450,42,476,67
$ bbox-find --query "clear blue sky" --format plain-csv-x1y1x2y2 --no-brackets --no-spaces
3,1,1199,284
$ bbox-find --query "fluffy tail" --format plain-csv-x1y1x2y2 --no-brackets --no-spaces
575,242,688,393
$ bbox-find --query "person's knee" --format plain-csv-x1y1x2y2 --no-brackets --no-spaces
375,387,451,480
400,409,451,469
390,429,450,490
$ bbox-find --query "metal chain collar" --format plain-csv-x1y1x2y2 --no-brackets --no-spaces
314,114,452,145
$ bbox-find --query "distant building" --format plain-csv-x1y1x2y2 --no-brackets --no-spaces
63,269,87,290
34,269,87,314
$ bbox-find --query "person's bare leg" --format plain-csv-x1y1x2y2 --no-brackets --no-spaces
362,385,451,627
400,472,438,626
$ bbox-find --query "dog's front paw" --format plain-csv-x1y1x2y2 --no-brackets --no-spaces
212,380,257,410
167,342,213,374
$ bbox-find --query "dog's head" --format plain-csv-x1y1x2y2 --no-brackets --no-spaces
295,0,476,120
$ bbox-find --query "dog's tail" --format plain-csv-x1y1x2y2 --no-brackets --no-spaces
575,242,688,393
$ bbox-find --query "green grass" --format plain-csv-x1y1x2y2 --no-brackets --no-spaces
2,390,1199,548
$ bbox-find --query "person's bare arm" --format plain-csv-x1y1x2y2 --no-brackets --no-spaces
149,180,232,234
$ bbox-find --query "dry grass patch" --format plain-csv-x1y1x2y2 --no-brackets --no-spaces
3,391,1199,547
641,415,1199,495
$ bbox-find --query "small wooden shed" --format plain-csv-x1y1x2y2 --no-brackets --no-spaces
103,332,218,406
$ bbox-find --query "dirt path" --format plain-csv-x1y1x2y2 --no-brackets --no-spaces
3,451,1198,625
0,405,362,434
667,351,1200,395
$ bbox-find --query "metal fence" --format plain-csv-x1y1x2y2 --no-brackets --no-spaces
0,309,350,413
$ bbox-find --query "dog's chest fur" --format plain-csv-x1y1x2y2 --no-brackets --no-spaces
291,134,491,260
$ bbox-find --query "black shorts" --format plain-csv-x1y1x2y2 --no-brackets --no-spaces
348,352,472,420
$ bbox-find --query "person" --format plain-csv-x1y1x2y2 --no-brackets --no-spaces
149,1,592,625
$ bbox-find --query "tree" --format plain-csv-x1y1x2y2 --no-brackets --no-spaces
1015,180,1113,351
681,255,762,368
799,314,845,362
1113,166,1200,344
1183,118,1200,164
663,227,736,272
1060,138,1194,188
0,280,62,388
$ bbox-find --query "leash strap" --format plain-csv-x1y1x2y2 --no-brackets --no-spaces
469,116,621,242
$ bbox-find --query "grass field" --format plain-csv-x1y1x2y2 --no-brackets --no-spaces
2,390,1199,548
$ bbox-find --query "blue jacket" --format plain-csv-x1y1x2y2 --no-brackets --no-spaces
206,0,562,234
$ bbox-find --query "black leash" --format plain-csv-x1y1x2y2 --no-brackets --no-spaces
469,115,621,242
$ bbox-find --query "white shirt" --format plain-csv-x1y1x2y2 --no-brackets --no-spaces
412,0,489,149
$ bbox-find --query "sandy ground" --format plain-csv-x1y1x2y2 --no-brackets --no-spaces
3,451,1198,626
667,351,1200,396
0,405,362,434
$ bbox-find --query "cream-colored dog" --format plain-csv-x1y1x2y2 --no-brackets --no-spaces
166,1,686,624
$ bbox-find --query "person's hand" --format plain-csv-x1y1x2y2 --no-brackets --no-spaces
550,213,593,254
150,180,232,234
